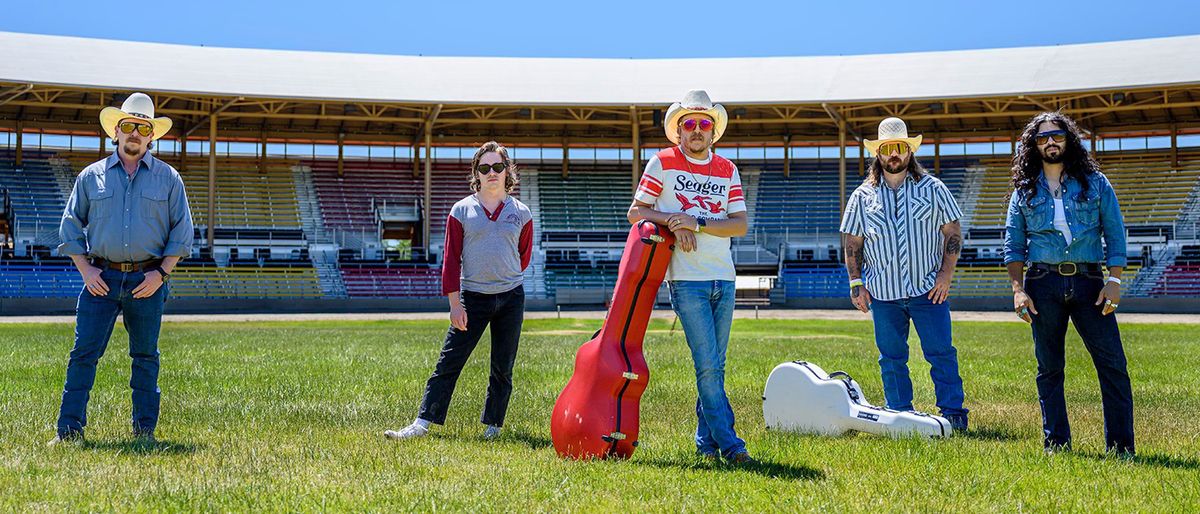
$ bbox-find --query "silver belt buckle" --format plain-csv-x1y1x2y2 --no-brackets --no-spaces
1057,262,1078,276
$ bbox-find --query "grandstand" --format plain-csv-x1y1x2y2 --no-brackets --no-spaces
3,31,1200,312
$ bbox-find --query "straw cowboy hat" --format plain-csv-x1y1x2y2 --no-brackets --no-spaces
863,117,922,156
664,89,728,145
99,92,172,141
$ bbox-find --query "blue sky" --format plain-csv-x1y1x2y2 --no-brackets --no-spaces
1,0,1196,58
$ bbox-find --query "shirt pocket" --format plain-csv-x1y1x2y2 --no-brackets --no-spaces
87,188,114,222
911,197,934,222
865,206,888,240
139,187,170,227
1070,192,1100,226
1019,195,1050,230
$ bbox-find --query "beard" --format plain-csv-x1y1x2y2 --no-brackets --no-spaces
883,158,907,175
1041,147,1064,164
122,141,142,157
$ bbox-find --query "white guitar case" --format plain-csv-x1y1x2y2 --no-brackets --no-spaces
762,361,951,438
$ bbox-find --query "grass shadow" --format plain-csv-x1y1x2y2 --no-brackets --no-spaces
504,430,553,451
638,455,825,481
956,425,1027,442
1074,450,1200,470
83,438,204,455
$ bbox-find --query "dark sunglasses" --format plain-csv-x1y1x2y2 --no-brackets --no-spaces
1035,130,1067,145
680,118,714,132
118,122,153,137
475,163,507,175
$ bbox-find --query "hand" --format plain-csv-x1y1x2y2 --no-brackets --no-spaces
1014,289,1038,323
450,304,468,331
132,270,164,299
1095,281,1121,316
673,229,696,252
850,285,872,313
666,213,699,233
927,270,953,304
81,266,109,297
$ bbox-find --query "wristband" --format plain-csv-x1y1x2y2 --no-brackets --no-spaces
154,266,170,281
849,278,864,289
1105,276,1121,285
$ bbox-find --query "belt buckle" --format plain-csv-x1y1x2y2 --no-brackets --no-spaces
1057,262,1078,276
119,263,134,272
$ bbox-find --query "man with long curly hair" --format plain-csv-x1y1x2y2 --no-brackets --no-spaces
840,117,969,432
1003,112,1134,456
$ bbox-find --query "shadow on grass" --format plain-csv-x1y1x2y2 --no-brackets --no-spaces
505,430,553,451
957,425,1026,442
638,455,825,481
1074,451,1200,470
83,439,204,455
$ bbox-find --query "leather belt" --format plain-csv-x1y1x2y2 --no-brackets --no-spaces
89,257,162,273
1031,262,1103,277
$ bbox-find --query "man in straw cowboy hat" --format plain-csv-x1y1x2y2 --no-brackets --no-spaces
627,90,754,464
49,92,194,446
839,117,969,431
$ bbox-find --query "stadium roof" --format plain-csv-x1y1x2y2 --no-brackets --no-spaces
2,31,1200,105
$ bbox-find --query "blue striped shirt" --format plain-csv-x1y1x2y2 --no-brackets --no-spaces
840,174,962,302
58,152,194,262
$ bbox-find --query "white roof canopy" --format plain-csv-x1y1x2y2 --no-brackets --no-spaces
2,31,1199,106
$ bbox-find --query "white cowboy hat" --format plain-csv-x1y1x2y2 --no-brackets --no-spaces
863,117,922,156
664,89,728,145
99,92,172,141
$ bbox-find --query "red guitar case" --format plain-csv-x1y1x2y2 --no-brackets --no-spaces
550,220,675,459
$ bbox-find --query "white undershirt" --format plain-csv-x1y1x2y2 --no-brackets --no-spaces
1053,197,1073,245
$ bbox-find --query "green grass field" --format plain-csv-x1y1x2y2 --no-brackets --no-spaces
1,317,1197,511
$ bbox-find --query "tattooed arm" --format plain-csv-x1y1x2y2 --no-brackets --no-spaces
928,220,962,304
843,233,871,313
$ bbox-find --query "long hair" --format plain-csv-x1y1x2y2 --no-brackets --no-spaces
865,152,927,187
1010,112,1099,205
467,141,519,193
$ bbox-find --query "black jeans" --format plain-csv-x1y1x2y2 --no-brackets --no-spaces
418,286,525,426
1025,266,1135,454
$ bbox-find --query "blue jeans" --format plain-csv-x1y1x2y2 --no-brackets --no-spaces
870,294,967,417
57,268,169,438
1025,267,1134,453
669,280,746,458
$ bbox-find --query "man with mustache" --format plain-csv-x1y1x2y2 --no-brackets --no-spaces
1004,112,1134,456
627,90,753,464
49,92,194,446
839,117,969,431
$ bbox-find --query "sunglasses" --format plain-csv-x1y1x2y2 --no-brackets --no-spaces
118,122,153,137
680,118,714,132
475,163,507,175
1035,130,1067,145
877,142,909,156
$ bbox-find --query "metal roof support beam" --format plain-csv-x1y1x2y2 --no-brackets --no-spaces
822,103,863,142
0,84,33,107
422,104,442,254
630,106,640,190
184,96,244,138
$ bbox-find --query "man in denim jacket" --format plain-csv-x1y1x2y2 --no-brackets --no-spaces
1003,111,1134,456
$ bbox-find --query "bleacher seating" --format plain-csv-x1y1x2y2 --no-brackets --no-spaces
536,164,630,234
973,149,1200,228
177,156,302,229
1153,245,1200,297
339,262,441,298
0,150,66,246
170,262,322,298
780,263,848,299
0,259,81,297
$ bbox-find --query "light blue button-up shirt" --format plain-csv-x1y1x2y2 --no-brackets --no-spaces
1003,171,1126,267
58,151,194,262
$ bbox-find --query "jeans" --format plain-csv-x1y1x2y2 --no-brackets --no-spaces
1025,267,1135,453
869,294,968,417
669,280,746,458
418,286,525,427
57,268,169,437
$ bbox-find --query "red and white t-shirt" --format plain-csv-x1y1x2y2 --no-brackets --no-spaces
634,146,745,281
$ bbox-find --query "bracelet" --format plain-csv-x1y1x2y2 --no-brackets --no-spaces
849,278,864,289
1105,277,1122,285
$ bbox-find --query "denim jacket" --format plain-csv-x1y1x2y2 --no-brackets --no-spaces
1003,171,1126,267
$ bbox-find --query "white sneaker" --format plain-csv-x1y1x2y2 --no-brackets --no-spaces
384,423,429,440
482,425,502,440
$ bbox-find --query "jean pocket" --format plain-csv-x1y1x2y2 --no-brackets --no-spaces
1026,268,1050,281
